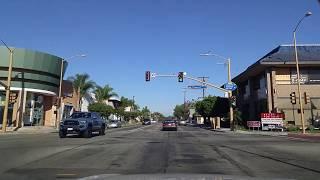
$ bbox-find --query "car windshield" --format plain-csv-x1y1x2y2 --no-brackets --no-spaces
70,112,91,119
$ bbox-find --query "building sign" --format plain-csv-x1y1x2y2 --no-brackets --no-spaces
260,113,284,130
247,121,261,128
291,69,320,85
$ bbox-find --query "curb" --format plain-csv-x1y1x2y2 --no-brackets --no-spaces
235,130,288,136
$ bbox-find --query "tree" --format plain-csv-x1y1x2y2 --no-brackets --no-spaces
173,104,185,119
88,102,114,118
195,96,218,126
94,85,118,103
141,106,150,118
151,112,165,121
68,73,95,111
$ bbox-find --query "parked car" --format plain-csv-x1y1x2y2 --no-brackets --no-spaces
162,120,177,131
314,119,320,129
142,119,151,125
108,120,122,128
179,120,187,126
59,112,106,138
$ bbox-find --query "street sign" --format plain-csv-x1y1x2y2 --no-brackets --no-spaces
188,85,207,89
224,82,237,91
247,121,261,128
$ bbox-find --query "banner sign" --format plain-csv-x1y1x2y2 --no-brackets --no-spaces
247,121,261,128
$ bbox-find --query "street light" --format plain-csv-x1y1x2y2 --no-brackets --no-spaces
1,40,14,133
200,51,234,131
293,11,312,134
56,54,86,128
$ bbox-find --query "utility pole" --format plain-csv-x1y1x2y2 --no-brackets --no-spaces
198,76,209,98
292,11,312,134
227,58,234,131
132,96,135,112
183,90,187,121
1,40,14,133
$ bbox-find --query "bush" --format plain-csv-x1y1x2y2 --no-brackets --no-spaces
286,125,299,132
308,125,315,131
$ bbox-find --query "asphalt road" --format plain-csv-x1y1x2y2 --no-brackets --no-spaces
0,124,320,180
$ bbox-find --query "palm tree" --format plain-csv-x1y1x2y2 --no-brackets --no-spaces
94,85,118,103
68,73,95,111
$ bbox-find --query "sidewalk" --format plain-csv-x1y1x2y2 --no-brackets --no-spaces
0,126,58,135
211,128,288,136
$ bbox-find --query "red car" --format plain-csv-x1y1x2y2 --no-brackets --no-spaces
162,120,177,131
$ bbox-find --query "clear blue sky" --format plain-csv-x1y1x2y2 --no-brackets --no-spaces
1,0,320,115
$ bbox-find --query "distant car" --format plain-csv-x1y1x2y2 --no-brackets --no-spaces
162,120,177,131
142,119,151,125
59,112,106,138
179,120,187,126
151,120,157,124
108,120,122,128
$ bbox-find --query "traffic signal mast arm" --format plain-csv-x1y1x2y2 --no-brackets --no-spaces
184,76,229,93
149,72,229,93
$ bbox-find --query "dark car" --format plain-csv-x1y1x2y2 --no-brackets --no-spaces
142,119,151,125
162,120,177,131
59,112,106,138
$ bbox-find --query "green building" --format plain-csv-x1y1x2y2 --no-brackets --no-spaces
0,46,66,127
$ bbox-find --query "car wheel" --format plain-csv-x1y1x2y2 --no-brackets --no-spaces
59,131,66,138
83,127,92,138
100,125,105,136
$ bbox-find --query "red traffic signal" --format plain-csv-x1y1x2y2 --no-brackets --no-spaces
145,71,151,81
178,72,184,82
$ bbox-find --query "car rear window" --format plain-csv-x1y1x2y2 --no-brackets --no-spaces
164,120,175,123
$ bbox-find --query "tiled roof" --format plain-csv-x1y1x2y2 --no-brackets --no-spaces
259,44,320,63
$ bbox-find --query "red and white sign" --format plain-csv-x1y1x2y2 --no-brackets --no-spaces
260,113,284,126
247,121,261,128
260,113,284,119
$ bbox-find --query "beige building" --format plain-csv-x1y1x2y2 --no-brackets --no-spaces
233,44,320,128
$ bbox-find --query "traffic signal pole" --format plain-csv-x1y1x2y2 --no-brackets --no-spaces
1,46,14,133
227,58,234,131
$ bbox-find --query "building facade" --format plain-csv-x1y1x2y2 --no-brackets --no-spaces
61,80,79,119
233,45,320,128
0,47,65,127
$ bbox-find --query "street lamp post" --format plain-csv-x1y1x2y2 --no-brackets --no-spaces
55,54,86,128
200,52,234,131
293,11,312,134
1,40,14,133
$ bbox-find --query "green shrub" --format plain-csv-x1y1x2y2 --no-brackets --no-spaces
308,125,315,132
287,125,299,132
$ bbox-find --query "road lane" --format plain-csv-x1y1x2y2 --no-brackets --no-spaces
0,124,319,179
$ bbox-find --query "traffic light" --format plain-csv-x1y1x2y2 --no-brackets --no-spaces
178,72,184,82
290,92,296,104
304,92,310,104
145,71,151,81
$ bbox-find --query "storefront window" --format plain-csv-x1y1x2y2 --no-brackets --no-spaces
23,92,44,126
